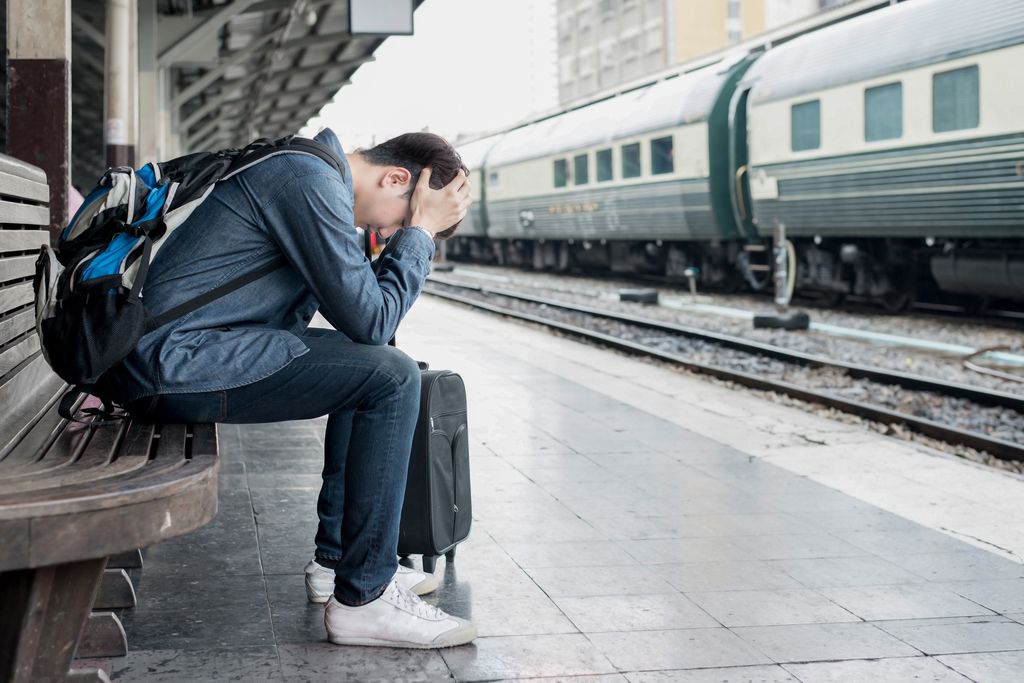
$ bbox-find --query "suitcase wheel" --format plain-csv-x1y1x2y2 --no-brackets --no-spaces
445,547,457,562
422,555,438,574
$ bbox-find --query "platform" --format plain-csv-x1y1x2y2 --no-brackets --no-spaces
85,296,1024,682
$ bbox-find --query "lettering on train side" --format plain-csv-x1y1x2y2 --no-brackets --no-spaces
548,202,600,215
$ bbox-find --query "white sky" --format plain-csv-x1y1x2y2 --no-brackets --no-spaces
302,0,558,151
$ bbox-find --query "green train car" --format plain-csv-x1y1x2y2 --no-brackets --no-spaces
449,0,1024,307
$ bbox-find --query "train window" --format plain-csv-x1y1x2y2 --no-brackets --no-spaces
622,142,641,178
651,136,674,175
596,148,613,182
574,154,589,185
933,65,979,133
554,159,568,188
791,100,821,152
865,82,903,142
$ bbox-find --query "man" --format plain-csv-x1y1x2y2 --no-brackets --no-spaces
102,128,477,649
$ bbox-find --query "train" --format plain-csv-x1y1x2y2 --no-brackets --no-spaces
447,0,1024,310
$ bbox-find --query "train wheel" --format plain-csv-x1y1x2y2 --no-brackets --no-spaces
964,296,992,317
815,291,845,308
881,289,911,313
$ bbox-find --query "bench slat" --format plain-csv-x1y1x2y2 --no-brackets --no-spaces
0,333,40,378
0,170,49,203
0,199,49,226
29,421,156,490
0,282,33,318
0,229,48,253
159,423,188,461
0,254,37,283
0,397,91,480
0,154,48,185
119,421,156,460
0,418,153,491
0,427,217,517
0,355,66,461
192,423,218,458
0,418,129,494
0,449,214,517
0,309,34,351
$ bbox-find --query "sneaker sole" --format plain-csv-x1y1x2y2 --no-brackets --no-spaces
410,573,441,596
327,623,478,649
308,574,441,603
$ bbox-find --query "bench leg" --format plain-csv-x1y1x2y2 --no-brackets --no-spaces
66,669,111,683
75,612,127,658
94,569,136,610
106,549,143,570
0,557,108,682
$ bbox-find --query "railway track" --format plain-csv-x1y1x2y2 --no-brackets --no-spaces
424,275,1024,462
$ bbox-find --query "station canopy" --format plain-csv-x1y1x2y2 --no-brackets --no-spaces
69,0,423,183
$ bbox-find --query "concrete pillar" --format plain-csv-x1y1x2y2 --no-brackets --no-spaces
129,1,139,159
104,0,136,167
136,0,163,164
6,0,72,239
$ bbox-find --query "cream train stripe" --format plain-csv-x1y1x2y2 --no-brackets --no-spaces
765,149,1024,179
488,178,711,203
777,180,1024,201
756,142,1024,178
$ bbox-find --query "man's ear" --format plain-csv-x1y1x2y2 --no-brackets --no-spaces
382,166,412,191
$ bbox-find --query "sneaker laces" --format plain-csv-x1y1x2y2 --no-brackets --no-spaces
388,578,444,619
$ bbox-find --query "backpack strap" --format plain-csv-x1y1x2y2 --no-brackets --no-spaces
222,136,344,182
281,137,345,176
57,386,124,425
144,258,286,334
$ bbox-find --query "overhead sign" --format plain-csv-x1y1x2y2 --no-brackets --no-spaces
349,0,414,36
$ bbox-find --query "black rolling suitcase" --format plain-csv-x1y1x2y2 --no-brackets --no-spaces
398,366,472,573
363,231,472,574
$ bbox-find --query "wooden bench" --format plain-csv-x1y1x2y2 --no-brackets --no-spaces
0,154,221,682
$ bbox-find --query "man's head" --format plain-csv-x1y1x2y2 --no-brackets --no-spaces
348,132,468,239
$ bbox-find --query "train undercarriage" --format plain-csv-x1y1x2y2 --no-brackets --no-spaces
445,235,1024,313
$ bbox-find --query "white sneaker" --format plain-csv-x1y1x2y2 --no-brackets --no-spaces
324,576,476,648
304,559,440,604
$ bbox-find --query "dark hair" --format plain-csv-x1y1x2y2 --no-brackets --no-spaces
359,132,469,239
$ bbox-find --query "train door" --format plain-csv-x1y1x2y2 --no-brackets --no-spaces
729,85,772,290
728,86,757,242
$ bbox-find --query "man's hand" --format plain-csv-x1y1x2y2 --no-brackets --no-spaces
409,167,471,237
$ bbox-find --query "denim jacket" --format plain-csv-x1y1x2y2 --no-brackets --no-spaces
104,128,435,402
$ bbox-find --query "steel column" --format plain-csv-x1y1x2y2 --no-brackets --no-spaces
104,0,135,166
6,0,72,239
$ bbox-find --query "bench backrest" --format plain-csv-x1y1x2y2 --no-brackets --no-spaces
0,154,65,460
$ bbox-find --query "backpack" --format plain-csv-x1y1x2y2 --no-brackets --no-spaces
33,135,344,393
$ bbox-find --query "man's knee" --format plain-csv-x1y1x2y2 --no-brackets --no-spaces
376,346,421,397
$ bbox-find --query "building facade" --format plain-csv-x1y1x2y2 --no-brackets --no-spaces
557,0,667,104
557,0,857,105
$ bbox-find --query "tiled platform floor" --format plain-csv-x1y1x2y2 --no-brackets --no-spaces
87,297,1024,681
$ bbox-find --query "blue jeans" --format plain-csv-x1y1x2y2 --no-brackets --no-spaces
125,328,421,606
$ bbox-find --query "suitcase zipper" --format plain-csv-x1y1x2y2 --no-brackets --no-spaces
430,409,467,433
